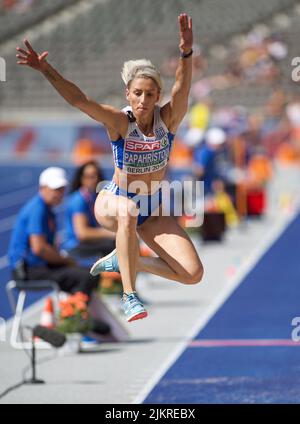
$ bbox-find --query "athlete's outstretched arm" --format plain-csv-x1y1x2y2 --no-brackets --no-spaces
161,13,193,133
16,39,127,134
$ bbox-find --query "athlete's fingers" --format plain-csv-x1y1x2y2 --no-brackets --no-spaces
16,54,27,60
24,39,35,53
184,14,189,29
188,16,192,30
179,13,185,28
16,47,28,56
39,52,48,61
181,13,188,30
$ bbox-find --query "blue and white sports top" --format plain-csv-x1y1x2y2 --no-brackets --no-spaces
110,105,175,175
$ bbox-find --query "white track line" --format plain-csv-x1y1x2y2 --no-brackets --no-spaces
133,208,299,404
0,186,36,210
0,255,8,269
0,215,18,233
0,206,65,235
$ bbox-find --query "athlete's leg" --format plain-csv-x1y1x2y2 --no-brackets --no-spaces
94,190,140,294
116,196,140,293
137,214,204,285
94,191,203,285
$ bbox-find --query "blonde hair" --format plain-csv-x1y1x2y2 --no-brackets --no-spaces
121,59,162,90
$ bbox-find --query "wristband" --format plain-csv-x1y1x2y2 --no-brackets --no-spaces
180,49,193,59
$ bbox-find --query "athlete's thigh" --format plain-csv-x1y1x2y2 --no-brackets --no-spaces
137,213,202,276
94,191,138,233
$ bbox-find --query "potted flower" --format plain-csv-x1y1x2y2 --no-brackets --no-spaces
57,292,92,353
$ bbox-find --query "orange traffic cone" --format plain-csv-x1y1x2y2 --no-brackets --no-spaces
40,297,55,329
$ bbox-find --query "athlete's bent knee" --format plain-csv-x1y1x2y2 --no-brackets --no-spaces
182,265,204,285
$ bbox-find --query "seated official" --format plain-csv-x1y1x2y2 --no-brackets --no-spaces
8,167,99,297
193,127,227,195
63,161,115,261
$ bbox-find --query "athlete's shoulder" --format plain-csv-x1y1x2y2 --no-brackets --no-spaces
24,194,46,214
106,106,129,141
157,104,172,134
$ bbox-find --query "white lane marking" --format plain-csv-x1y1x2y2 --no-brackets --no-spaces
0,206,65,234
0,186,36,210
0,215,18,233
0,255,8,269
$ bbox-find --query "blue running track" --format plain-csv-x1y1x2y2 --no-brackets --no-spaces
144,212,300,403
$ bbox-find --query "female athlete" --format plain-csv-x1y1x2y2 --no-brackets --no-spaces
16,13,204,322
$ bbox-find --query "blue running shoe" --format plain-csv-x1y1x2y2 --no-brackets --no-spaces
121,292,148,322
90,248,119,276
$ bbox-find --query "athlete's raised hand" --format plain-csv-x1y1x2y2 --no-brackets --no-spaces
16,39,49,72
178,13,193,54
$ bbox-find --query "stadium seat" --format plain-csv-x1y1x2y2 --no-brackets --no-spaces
6,279,60,349
1,0,297,115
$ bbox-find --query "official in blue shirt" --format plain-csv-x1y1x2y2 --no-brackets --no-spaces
8,167,98,297
193,127,227,195
63,161,115,261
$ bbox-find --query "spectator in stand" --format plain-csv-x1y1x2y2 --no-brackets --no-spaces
2,0,34,13
2,0,16,12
